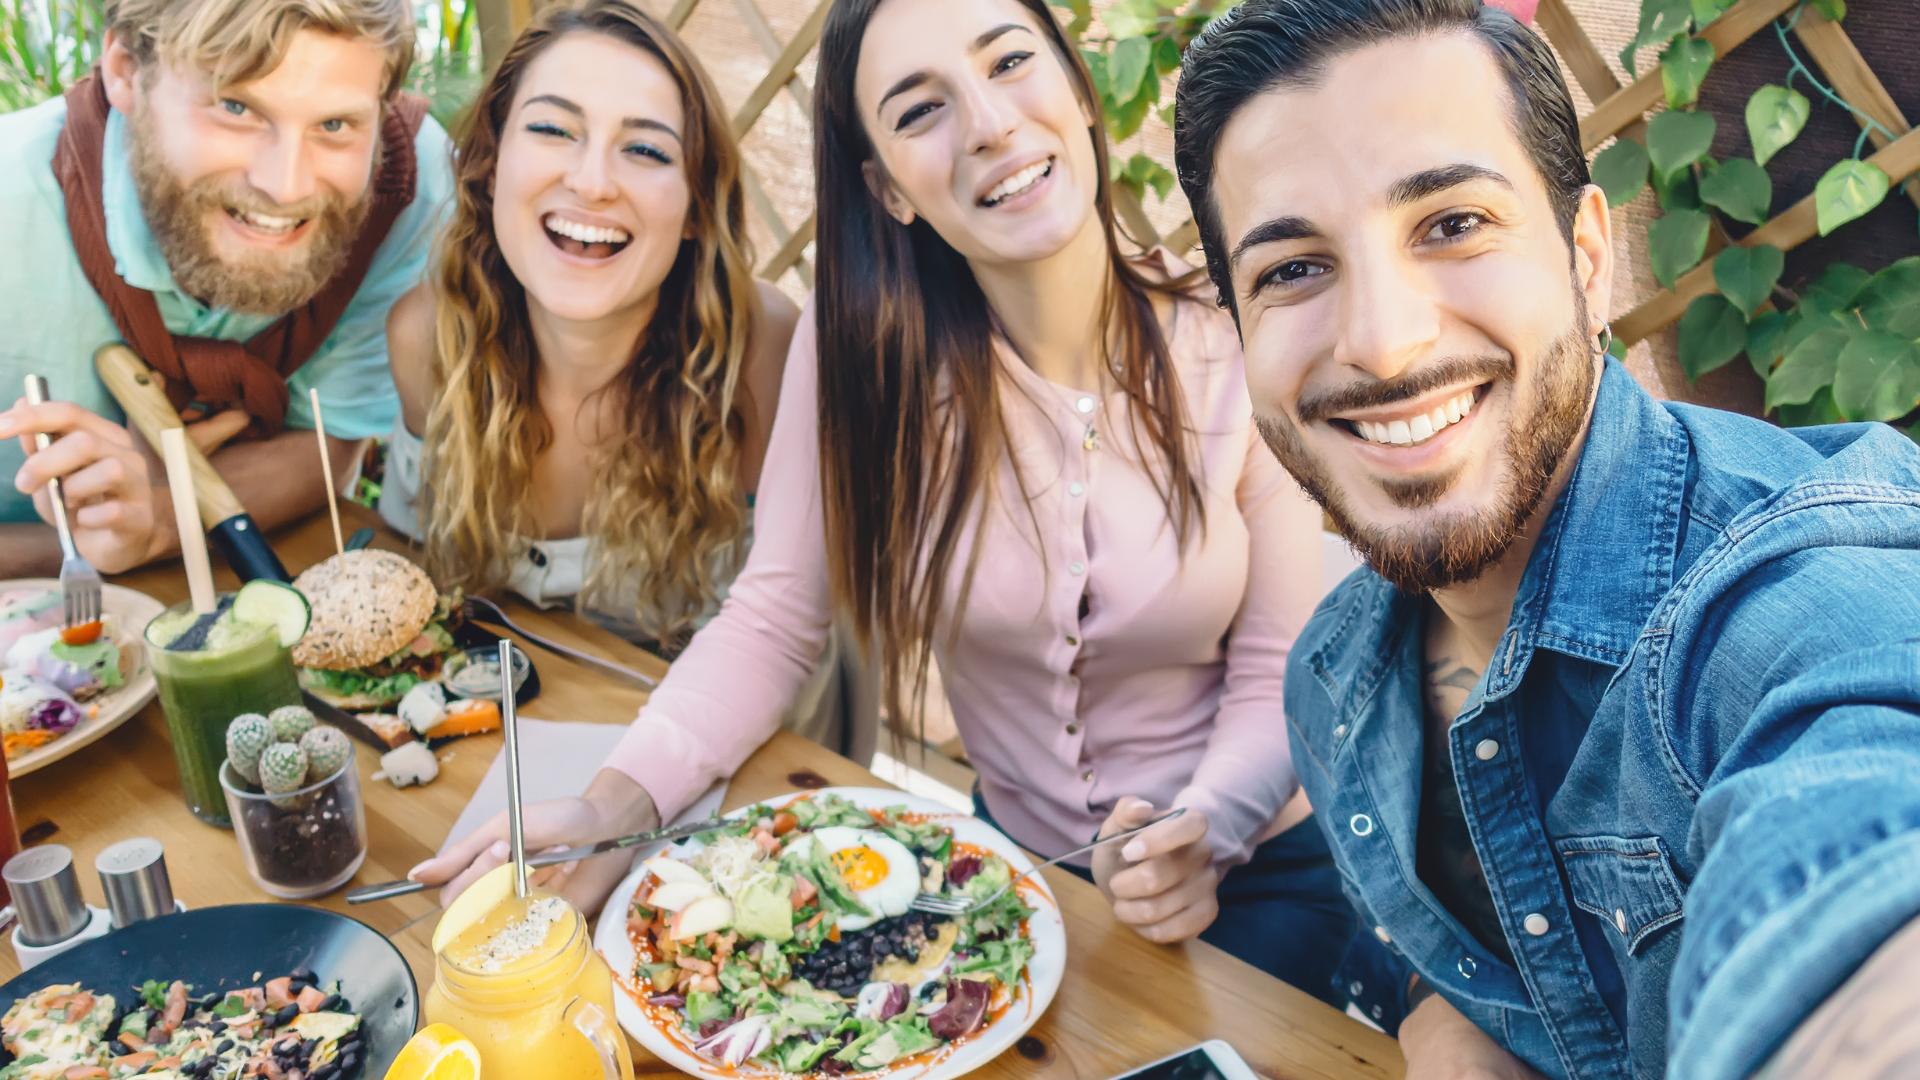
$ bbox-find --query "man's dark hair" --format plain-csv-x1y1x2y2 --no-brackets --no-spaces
1174,0,1589,314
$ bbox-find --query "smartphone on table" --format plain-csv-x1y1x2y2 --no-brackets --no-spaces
1108,1039,1264,1080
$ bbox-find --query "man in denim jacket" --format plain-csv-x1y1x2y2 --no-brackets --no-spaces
1174,0,1920,1077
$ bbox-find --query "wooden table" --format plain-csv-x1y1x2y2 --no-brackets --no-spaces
0,505,1403,1079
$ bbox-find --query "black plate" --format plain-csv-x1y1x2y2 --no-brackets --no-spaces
307,618,542,750
0,904,418,1074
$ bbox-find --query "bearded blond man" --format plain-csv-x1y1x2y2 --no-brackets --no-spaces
0,0,452,575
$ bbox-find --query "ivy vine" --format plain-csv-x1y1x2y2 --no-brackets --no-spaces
1051,0,1232,204
1595,0,1919,440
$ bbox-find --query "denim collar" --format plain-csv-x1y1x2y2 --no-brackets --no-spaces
1308,359,1689,717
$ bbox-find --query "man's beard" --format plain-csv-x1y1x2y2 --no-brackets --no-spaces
1256,317,1598,595
128,101,372,316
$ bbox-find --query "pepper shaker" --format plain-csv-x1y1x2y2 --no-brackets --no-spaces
5,845,111,970
97,838,187,928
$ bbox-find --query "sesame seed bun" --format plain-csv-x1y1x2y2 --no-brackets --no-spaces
290,549,437,670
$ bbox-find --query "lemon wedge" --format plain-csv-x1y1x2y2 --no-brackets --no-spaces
432,862,518,955
384,1023,482,1080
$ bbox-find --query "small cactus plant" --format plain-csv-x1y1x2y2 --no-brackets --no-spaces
259,742,310,807
225,713,273,785
268,704,316,744
299,725,352,781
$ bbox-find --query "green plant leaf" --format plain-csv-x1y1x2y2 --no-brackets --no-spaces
1592,139,1651,207
1653,167,1702,211
1811,0,1846,20
1746,310,1791,378
1856,256,1920,337
1649,208,1712,287
1677,294,1749,381
1107,36,1153,108
1689,0,1737,27
1776,387,1847,427
1744,84,1810,166
1622,0,1693,73
1699,158,1772,224
1815,160,1890,236
1713,244,1785,316
1049,0,1094,37
1766,319,1851,410
1832,330,1920,421
1647,109,1717,181
1153,35,1182,75
1660,37,1715,110
1802,263,1874,313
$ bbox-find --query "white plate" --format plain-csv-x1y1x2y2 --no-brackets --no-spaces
2,579,163,776
594,786,1067,1079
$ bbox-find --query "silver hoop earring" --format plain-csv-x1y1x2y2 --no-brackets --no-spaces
1593,324,1615,358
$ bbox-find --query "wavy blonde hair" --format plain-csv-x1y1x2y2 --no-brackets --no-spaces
107,0,415,99
421,0,756,647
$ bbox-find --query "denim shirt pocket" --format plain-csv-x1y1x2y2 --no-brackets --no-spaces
1554,835,1687,956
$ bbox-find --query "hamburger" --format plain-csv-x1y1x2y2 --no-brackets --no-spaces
291,549,464,710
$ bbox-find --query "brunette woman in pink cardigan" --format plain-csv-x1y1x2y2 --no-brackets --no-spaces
416,0,1355,1000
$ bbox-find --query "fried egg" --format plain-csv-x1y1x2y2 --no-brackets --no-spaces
811,826,920,932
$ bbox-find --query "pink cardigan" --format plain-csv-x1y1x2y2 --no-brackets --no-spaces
605,290,1326,868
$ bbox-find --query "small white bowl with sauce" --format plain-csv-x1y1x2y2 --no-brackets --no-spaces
443,644,531,700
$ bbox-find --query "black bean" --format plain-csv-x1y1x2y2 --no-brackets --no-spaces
108,1041,130,1056
271,1003,301,1027
319,993,343,1013
311,1064,340,1080
216,1039,234,1054
209,1019,226,1035
291,965,316,984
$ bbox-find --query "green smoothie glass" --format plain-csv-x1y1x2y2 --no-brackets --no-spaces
146,597,303,827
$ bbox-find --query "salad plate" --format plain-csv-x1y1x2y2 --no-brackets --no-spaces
0,579,163,776
593,786,1066,1079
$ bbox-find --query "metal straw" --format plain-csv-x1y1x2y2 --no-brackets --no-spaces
499,638,528,898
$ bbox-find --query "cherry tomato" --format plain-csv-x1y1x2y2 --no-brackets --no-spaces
59,620,103,646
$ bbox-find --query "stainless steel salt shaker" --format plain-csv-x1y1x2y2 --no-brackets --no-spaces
5,845,88,946
97,837,175,928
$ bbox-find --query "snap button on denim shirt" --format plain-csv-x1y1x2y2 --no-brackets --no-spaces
1287,360,1920,1080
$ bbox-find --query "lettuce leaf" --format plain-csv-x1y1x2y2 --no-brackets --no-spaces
953,936,1034,990
684,990,731,1027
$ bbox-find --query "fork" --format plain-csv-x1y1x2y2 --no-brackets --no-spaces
910,806,1188,916
23,376,102,629
464,594,659,688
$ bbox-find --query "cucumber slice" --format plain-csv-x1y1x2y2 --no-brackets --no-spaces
234,580,311,647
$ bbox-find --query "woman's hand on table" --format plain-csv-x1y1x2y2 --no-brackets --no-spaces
408,768,660,916
1091,797,1220,944
1400,992,1545,1080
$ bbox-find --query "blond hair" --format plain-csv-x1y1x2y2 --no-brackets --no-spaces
106,0,416,99
421,0,757,649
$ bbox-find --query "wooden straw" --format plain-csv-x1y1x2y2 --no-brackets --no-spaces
500,638,529,898
159,427,217,614
308,388,344,556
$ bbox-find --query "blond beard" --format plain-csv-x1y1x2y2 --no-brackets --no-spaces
126,99,374,315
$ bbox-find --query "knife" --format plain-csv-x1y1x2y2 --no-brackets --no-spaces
94,344,291,583
345,813,732,904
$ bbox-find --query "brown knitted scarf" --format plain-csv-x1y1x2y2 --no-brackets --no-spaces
51,74,428,436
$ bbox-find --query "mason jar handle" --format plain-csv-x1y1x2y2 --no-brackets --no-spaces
564,996,633,1080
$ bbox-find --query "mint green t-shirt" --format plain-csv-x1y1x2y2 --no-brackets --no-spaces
0,96,453,522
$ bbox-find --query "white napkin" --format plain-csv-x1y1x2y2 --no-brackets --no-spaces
441,716,727,857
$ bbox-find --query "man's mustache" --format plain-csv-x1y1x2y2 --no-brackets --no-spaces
1296,355,1512,424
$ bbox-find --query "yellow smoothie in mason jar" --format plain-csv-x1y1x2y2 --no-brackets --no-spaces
425,867,634,1080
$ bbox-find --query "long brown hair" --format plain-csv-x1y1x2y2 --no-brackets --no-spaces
421,0,757,648
814,0,1205,730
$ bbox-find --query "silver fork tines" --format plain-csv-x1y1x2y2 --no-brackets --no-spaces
24,376,102,628
909,807,1188,917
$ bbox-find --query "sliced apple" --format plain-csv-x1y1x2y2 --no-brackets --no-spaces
669,895,734,941
645,880,713,913
643,855,706,887
432,862,517,955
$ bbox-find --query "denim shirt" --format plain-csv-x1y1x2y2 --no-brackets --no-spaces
1288,359,1920,1079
